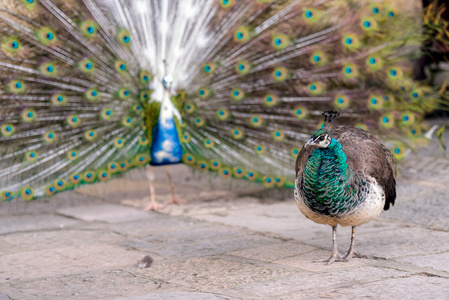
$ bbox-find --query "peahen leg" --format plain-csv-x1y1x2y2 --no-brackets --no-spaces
143,165,165,211
163,166,184,206
314,225,346,265
343,226,368,260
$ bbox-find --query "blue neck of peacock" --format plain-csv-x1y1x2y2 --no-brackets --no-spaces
303,138,356,212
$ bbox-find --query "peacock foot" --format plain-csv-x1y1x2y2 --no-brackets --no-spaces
313,251,348,265
343,249,368,260
143,201,166,211
166,197,185,206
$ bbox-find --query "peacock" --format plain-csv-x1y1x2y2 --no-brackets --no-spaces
0,0,439,208
294,111,396,264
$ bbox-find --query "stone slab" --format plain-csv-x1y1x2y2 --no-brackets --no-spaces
299,225,449,261
116,292,236,300
57,204,151,223
396,251,449,273
228,242,316,263
0,215,78,235
0,244,142,283
1,268,160,300
108,213,203,237
147,256,298,293
230,266,409,299
190,201,327,242
0,229,121,255
337,226,449,259
324,275,449,300
382,186,449,230
0,289,39,300
124,233,278,260
273,249,376,273
190,201,401,244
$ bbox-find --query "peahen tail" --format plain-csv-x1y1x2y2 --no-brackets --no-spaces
0,0,440,201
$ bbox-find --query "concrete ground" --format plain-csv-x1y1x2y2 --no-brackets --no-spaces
1,135,449,299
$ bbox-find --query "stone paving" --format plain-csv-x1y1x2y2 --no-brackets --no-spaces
1,137,449,299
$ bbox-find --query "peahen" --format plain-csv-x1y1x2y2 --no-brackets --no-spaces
295,111,396,264
0,0,438,206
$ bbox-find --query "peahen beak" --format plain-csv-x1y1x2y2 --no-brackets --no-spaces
304,138,314,148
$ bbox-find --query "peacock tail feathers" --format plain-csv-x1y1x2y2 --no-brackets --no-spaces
422,0,449,53
0,0,151,200
178,0,438,180
0,0,441,201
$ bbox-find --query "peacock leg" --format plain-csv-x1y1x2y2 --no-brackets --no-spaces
163,166,184,206
343,226,368,260
143,165,165,211
314,225,346,265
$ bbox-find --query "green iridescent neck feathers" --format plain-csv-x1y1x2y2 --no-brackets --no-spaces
302,130,359,215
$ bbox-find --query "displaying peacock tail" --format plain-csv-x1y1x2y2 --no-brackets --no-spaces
0,0,152,200
0,0,440,201
176,0,438,185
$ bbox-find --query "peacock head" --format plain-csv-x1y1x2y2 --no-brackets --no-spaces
305,128,332,148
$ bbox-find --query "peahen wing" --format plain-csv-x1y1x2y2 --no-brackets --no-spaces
329,126,396,210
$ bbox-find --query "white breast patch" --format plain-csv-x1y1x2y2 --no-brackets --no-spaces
294,176,385,227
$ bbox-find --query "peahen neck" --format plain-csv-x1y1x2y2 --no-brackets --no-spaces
303,138,358,215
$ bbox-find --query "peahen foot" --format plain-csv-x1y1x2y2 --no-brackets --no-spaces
343,249,368,260
166,197,184,206
314,251,347,265
143,197,185,211
343,226,369,260
143,200,166,211
314,225,349,265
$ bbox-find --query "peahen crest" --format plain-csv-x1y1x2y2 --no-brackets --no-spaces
322,111,341,129
0,0,442,201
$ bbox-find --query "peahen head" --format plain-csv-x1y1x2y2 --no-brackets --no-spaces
305,128,332,148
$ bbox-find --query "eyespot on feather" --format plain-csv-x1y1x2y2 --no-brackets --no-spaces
8,80,26,94
21,187,34,201
117,29,131,45
80,20,98,38
234,26,251,42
